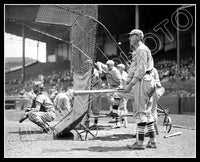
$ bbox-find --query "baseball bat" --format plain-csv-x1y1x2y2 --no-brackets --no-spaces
172,125,195,130
164,131,182,138
73,89,124,96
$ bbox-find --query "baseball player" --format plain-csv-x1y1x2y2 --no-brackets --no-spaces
117,63,129,127
49,85,58,102
90,67,103,126
96,60,123,128
150,67,165,135
124,29,156,149
84,59,103,127
19,81,56,133
53,87,74,116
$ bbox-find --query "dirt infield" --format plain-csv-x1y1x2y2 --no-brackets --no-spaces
4,110,196,158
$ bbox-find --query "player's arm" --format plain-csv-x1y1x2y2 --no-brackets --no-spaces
106,70,121,85
126,62,136,84
96,62,108,74
125,50,147,93
154,68,162,88
26,101,41,115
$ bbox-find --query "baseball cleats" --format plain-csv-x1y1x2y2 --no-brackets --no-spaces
146,141,157,148
127,142,145,150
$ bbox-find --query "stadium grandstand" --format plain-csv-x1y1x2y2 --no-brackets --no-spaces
5,5,195,113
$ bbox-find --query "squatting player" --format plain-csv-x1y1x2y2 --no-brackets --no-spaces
19,81,56,133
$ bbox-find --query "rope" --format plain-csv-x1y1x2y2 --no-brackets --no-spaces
55,5,131,66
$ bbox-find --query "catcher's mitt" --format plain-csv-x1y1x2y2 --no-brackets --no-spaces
19,107,33,123
19,113,28,123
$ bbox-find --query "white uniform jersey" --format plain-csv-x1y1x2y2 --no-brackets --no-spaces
35,92,55,112
96,62,122,88
54,92,73,112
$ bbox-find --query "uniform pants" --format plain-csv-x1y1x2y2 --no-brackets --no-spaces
28,111,56,129
131,75,155,124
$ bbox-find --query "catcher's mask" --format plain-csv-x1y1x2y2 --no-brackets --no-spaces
33,81,44,93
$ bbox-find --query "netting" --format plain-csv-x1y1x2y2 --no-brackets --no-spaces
6,5,99,136
70,5,98,75
52,5,98,136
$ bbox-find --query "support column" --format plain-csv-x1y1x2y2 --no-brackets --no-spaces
135,5,139,29
116,33,119,56
176,9,181,113
176,9,180,81
22,25,25,84
37,41,39,62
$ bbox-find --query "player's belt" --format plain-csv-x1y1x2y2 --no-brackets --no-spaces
110,85,119,88
114,98,121,100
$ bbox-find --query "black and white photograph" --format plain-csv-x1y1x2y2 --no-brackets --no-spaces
4,4,196,158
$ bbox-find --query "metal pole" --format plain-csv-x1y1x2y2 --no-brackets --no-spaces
37,41,39,62
135,5,139,29
22,25,25,84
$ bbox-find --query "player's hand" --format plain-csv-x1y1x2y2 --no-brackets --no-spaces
19,113,28,123
25,107,32,112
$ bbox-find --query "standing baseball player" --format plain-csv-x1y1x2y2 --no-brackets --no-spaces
150,67,165,135
19,81,56,133
124,29,156,149
96,60,122,128
90,67,103,126
117,63,129,127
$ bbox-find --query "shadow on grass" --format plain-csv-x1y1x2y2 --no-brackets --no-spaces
93,133,135,141
9,130,43,135
71,145,132,152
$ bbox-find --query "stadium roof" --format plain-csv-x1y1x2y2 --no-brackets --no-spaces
5,5,190,42
5,5,87,42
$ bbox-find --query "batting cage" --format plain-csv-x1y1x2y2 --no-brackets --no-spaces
50,5,98,137
6,4,99,138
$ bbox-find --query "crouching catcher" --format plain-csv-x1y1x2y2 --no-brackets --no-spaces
19,81,56,133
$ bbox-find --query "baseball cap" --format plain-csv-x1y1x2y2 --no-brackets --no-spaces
117,64,125,70
126,29,144,40
33,81,44,88
106,60,114,66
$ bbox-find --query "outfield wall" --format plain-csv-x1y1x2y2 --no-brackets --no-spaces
101,95,195,114
6,95,195,115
